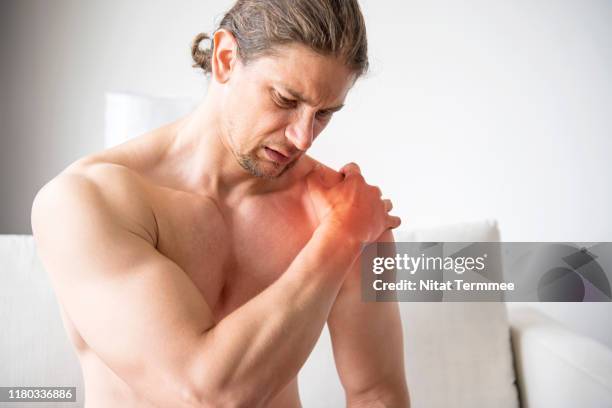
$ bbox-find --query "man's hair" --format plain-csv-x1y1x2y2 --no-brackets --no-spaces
191,0,368,77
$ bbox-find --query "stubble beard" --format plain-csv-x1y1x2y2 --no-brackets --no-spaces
237,149,298,179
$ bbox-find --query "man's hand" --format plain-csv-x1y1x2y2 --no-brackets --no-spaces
306,162,401,244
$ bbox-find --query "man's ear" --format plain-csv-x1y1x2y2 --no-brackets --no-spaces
211,29,239,83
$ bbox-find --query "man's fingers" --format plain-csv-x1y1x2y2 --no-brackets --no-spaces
339,162,361,177
387,215,401,229
320,167,344,187
383,199,393,212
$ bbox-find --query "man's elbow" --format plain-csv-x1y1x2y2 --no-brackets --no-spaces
182,369,270,408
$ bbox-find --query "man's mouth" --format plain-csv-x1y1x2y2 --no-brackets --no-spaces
263,146,291,164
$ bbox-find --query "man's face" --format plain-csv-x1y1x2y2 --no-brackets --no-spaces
219,43,356,179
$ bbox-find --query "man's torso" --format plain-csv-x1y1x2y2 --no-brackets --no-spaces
58,125,322,407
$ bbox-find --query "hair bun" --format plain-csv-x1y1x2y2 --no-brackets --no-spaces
191,32,213,73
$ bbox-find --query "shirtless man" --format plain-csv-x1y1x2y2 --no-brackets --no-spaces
31,0,409,406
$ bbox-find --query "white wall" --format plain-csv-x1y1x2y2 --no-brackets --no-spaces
1,1,611,346
314,0,612,243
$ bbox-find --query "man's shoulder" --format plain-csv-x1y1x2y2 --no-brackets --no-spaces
32,158,157,246
297,155,343,186
299,155,341,179
55,158,152,210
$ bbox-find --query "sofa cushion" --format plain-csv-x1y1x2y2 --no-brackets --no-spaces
0,235,84,407
398,220,518,408
104,92,196,148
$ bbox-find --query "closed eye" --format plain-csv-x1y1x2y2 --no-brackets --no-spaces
272,91,297,109
316,110,333,120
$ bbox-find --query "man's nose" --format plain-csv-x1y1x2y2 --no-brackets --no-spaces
285,113,314,151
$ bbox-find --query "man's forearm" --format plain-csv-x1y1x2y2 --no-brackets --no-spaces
187,221,361,406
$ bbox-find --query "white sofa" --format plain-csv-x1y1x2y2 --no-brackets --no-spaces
2,220,612,408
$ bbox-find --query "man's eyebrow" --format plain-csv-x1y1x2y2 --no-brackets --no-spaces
277,84,344,112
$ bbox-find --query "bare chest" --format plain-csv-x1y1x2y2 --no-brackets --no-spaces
153,188,317,322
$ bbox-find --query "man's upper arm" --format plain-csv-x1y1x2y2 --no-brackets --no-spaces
327,230,410,406
31,169,214,407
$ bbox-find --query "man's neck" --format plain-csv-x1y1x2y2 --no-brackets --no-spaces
163,97,306,203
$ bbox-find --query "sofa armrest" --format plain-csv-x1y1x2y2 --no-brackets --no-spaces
508,306,612,408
